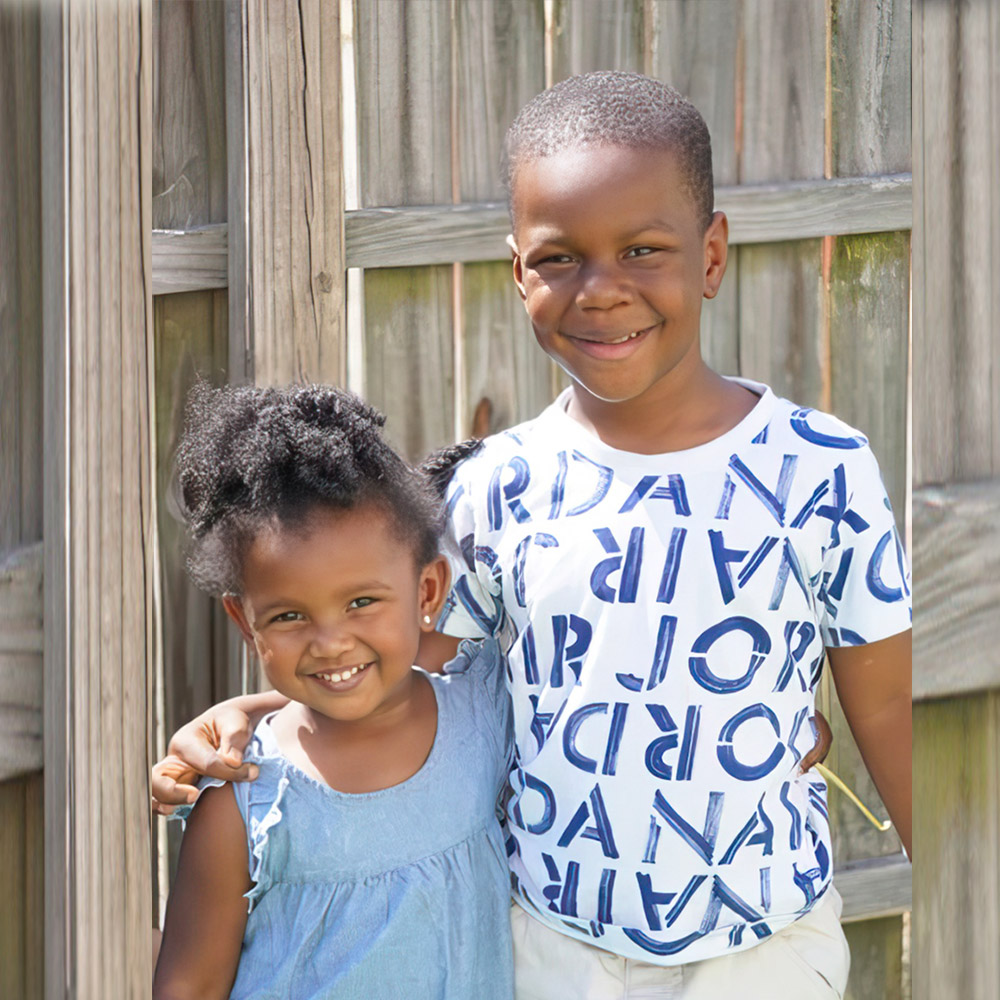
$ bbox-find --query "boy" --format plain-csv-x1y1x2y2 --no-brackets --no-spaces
155,73,910,998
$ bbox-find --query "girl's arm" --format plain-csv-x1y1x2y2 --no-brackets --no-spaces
152,691,288,813
153,784,251,999
827,629,912,857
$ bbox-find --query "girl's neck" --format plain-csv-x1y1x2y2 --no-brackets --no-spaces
269,669,439,794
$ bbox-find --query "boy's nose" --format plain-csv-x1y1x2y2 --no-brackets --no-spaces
575,262,631,310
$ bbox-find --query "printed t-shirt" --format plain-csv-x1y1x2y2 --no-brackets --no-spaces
437,379,911,965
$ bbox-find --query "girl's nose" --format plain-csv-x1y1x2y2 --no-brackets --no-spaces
575,261,631,310
308,623,353,658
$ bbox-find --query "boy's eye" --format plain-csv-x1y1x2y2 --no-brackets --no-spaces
349,597,376,609
625,246,657,258
535,253,574,266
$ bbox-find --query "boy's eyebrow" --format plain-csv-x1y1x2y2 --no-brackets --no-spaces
521,219,682,245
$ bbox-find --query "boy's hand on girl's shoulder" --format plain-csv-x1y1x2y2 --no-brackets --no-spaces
799,710,833,774
151,707,258,815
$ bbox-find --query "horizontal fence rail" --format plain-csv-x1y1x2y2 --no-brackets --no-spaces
152,173,912,294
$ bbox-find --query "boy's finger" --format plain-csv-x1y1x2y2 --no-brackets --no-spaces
799,711,833,773
151,770,200,807
200,753,259,783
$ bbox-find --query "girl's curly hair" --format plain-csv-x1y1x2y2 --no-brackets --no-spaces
176,382,451,595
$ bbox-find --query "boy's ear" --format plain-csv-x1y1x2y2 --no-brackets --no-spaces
222,595,256,647
702,210,729,301
507,233,528,302
418,556,451,631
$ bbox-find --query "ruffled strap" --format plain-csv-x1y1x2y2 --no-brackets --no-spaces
169,724,292,914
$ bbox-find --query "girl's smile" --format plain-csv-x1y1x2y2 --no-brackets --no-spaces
223,503,448,732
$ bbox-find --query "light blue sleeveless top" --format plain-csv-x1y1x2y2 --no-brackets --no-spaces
207,640,514,999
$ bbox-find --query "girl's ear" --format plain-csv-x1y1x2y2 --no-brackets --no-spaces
418,556,451,632
222,594,256,647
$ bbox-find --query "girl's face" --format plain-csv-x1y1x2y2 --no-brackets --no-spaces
224,504,448,726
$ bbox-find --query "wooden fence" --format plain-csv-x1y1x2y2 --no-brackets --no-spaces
4,0,988,996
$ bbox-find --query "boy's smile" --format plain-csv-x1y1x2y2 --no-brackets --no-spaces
509,144,730,436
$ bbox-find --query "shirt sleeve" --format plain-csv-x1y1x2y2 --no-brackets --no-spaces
437,460,506,640
816,444,912,647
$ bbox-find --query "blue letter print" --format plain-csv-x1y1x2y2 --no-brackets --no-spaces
689,617,772,694
717,704,785,781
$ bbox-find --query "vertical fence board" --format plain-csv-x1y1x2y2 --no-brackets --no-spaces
41,1,153,995
737,0,825,407
828,6,911,996
652,0,741,376
238,0,345,387
355,0,454,457
0,5,43,996
549,0,645,79
152,0,227,228
456,0,549,437
912,1,1000,997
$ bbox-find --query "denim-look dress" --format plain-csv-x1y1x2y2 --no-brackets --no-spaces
194,640,514,999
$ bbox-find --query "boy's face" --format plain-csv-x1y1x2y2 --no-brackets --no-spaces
509,144,727,410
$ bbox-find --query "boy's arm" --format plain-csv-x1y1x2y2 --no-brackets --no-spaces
152,784,250,999
152,690,288,813
827,629,912,857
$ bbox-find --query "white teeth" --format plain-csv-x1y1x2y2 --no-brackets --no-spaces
608,330,643,344
316,663,367,684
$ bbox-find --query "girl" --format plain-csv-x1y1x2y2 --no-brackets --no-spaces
152,383,513,1000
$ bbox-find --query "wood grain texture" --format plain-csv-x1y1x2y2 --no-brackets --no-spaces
912,0,1000,487
843,917,905,1000
549,0,645,79
835,854,912,923
342,175,913,269
234,0,345,386
40,2,153,995
651,0,741,376
354,0,454,456
912,3,1000,997
0,1,42,551
913,480,1000,701
152,0,227,228
151,224,228,294
0,6,43,996
0,544,43,782
913,693,1000,998
455,1,552,436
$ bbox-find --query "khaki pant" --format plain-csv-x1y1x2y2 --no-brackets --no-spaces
511,888,850,1000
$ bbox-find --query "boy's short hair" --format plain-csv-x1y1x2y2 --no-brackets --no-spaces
503,71,714,230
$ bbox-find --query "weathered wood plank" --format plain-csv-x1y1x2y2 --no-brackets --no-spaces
354,0,454,456
231,0,345,386
152,224,228,294
152,0,227,229
913,479,1000,701
549,0,645,79
651,0,741,375
342,175,912,269
913,693,1000,998
835,854,912,923
148,175,913,292
0,0,42,552
455,1,551,437
0,544,43,783
40,1,153,995
843,917,905,1000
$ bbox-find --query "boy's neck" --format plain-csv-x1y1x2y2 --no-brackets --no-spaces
564,363,759,455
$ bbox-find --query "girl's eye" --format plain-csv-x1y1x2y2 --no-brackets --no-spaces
270,611,303,624
349,597,375,609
